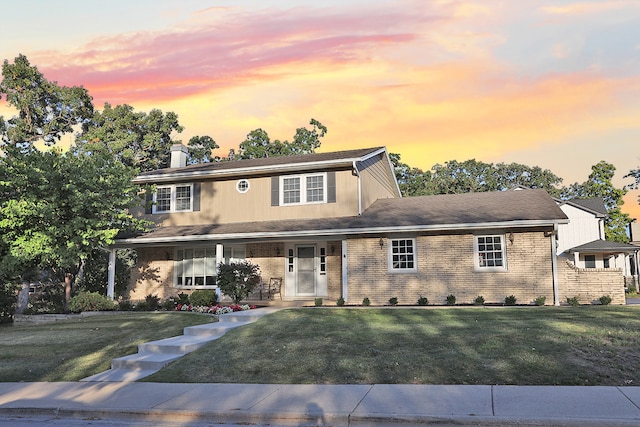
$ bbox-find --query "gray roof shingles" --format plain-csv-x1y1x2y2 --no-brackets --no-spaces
117,189,568,244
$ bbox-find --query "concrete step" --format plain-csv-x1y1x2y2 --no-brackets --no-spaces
218,312,266,323
139,335,216,354
80,368,160,382
111,352,183,371
183,322,241,337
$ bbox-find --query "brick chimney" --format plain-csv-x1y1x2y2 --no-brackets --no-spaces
170,144,188,168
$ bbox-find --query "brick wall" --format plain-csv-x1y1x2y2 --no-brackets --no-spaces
128,247,175,300
557,257,626,305
345,232,555,306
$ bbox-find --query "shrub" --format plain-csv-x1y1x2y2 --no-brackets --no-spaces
336,297,345,306
117,299,134,311
534,296,547,306
417,295,428,306
217,261,261,304
566,296,580,306
362,297,371,306
145,294,161,311
314,297,323,307
24,281,65,314
388,296,398,306
598,295,612,306
474,295,485,305
190,289,218,307
162,299,176,311
176,292,190,305
69,291,116,313
0,283,18,324
505,295,517,306
446,294,456,305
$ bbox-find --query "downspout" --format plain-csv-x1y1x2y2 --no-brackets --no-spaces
341,240,348,302
550,224,560,306
353,161,362,215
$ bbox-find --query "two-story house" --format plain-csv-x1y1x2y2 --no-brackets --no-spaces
109,145,624,306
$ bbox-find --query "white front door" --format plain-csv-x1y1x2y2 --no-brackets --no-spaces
296,245,316,296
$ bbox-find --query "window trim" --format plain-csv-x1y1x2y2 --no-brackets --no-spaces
236,179,250,194
174,246,217,289
153,183,194,213
279,172,327,206
584,254,596,269
388,238,417,273
474,234,508,272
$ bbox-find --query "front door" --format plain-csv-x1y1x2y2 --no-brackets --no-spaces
296,245,316,296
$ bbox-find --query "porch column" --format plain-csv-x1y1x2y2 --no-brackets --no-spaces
573,251,580,267
215,243,224,301
107,248,116,300
341,240,348,302
550,225,560,306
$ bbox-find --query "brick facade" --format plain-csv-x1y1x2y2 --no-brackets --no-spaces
345,232,555,306
557,257,626,305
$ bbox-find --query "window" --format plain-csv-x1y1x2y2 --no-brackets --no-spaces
603,257,610,268
389,238,416,272
280,173,326,205
223,246,245,264
175,247,217,287
585,255,596,268
236,179,250,193
154,184,193,213
475,235,507,271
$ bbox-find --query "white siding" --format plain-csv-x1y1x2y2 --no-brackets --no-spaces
556,204,603,254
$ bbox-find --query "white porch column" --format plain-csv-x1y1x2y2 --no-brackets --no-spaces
341,240,348,302
107,248,116,300
215,243,224,301
550,225,560,306
573,251,580,267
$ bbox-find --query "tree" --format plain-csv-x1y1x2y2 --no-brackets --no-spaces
390,153,432,196
0,55,148,309
216,261,261,304
0,54,93,155
75,103,184,172
187,135,220,164
561,161,631,242
236,118,326,159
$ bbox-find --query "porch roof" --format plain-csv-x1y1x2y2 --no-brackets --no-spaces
114,189,568,246
567,239,639,254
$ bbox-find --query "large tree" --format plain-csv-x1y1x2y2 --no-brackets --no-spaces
561,161,631,242
0,55,147,308
390,155,563,197
236,118,327,159
75,103,184,172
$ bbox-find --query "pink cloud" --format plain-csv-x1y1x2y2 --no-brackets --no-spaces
28,5,436,106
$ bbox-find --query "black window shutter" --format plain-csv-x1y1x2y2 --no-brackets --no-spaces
271,176,279,206
193,182,201,212
145,192,153,214
327,171,336,203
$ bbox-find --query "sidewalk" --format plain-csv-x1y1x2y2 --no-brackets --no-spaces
1,381,639,426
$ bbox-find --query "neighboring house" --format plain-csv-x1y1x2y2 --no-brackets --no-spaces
107,145,627,305
555,198,638,301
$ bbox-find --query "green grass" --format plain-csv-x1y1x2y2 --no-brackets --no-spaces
0,312,214,382
144,307,640,386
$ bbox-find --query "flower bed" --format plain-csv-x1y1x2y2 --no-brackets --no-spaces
176,303,256,315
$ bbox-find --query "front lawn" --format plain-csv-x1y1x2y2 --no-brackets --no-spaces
0,312,214,382
145,306,640,386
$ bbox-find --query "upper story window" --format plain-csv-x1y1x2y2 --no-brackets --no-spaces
153,184,193,213
236,179,250,193
389,238,417,272
280,173,326,205
474,235,507,271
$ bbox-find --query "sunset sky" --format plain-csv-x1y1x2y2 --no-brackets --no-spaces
1,0,639,218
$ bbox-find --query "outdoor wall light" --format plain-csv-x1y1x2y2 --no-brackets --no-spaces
379,238,384,249
508,232,514,244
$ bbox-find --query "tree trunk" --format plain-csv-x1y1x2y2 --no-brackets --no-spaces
64,273,73,312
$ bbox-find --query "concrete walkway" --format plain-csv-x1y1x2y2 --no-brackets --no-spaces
81,307,282,382
1,382,640,426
